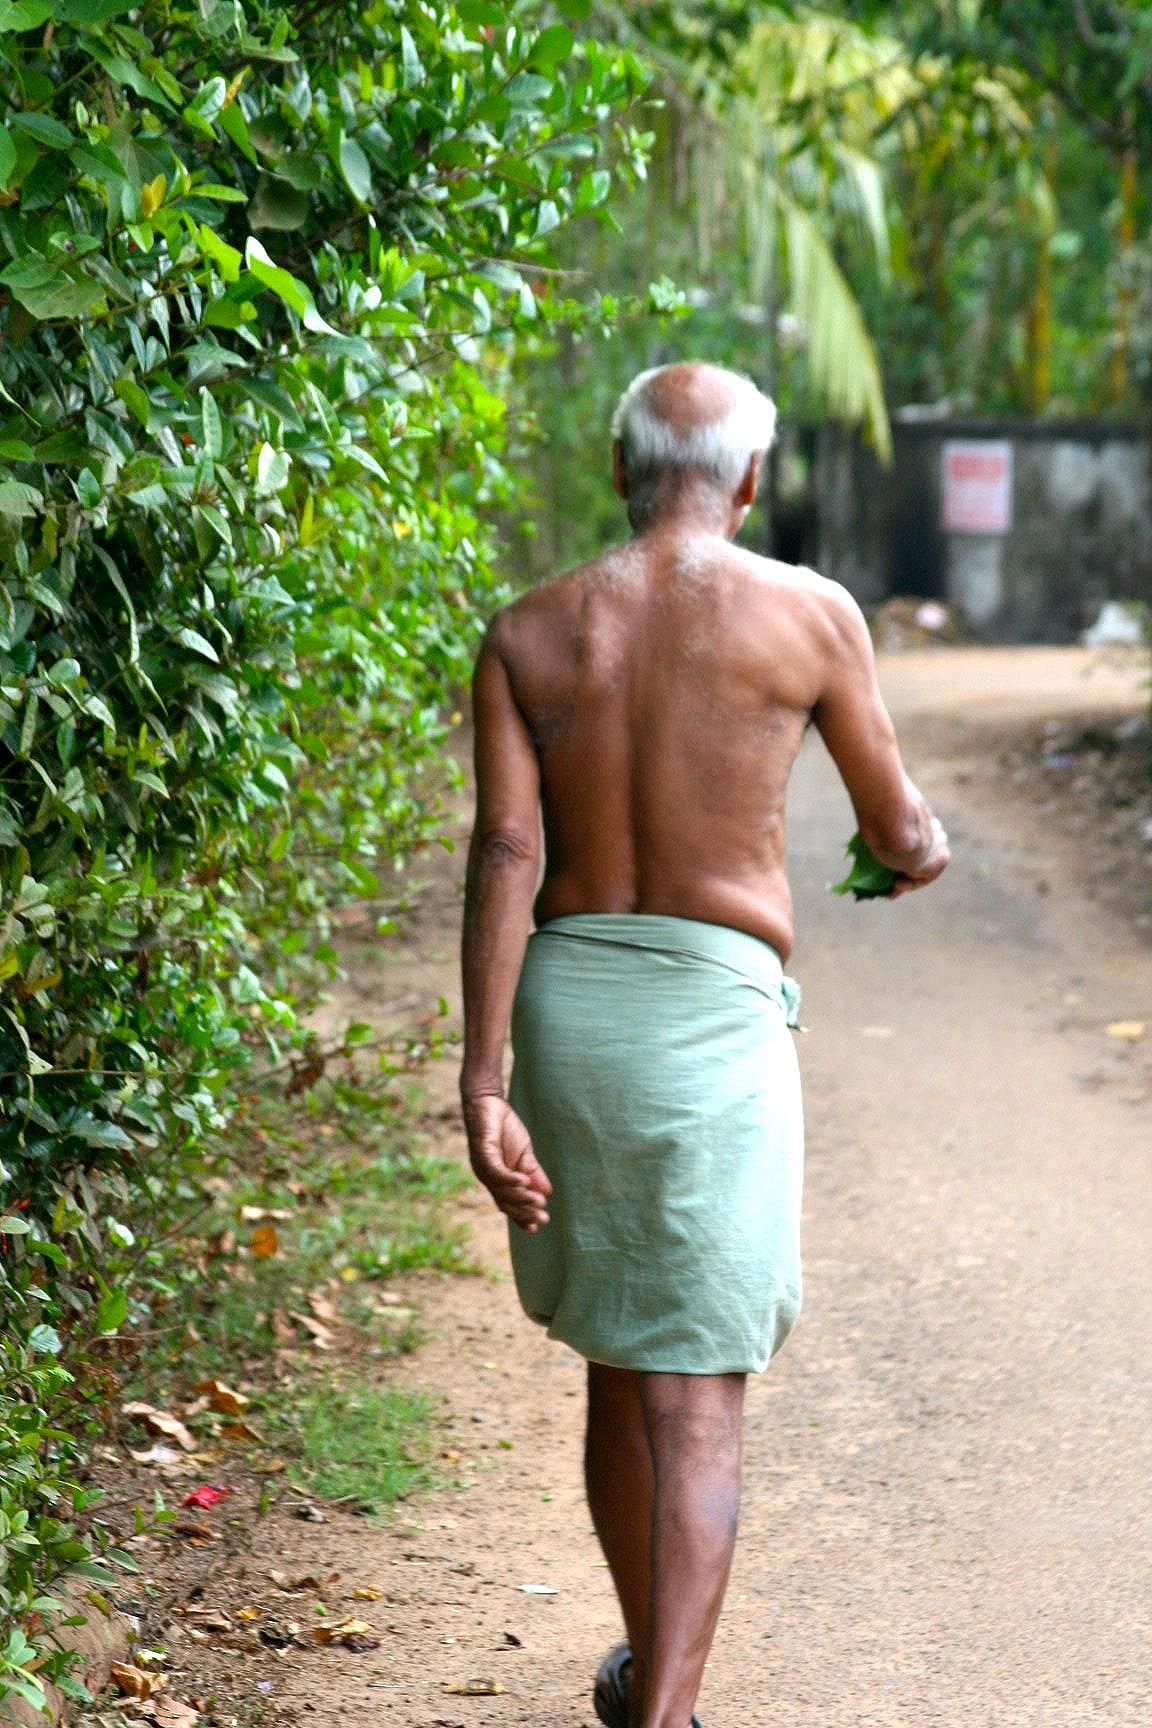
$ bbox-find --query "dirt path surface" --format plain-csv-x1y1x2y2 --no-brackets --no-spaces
187,648,1151,1728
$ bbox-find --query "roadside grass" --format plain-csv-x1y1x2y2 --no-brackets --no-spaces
112,1068,474,1515
271,1383,437,1513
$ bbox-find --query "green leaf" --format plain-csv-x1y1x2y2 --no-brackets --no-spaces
829,833,900,900
198,223,243,282
0,479,43,517
535,199,561,238
8,111,73,149
399,26,425,88
0,1,52,30
84,41,175,107
255,442,292,495
244,236,339,337
197,504,232,547
200,387,223,458
0,126,16,190
248,176,310,230
56,0,138,21
0,257,105,320
529,24,575,72
92,545,139,663
174,627,219,662
114,375,151,427
192,182,248,203
0,1215,32,1233
95,1288,128,1333
338,132,373,203
242,376,304,431
27,1323,63,1355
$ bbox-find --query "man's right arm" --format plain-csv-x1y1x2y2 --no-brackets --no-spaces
811,587,949,895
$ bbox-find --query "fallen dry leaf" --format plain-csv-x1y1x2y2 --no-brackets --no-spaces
193,1379,250,1415
172,1519,218,1541
123,1402,197,1453
290,1312,335,1349
351,1586,384,1601
307,1290,339,1323
144,1698,200,1728
235,1606,262,1622
517,1583,557,1595
270,1311,296,1343
129,1443,186,1468
249,1222,280,1258
109,1661,165,1701
183,1606,232,1633
269,1570,324,1593
444,1678,507,1697
238,1205,292,1222
219,1419,263,1443
1106,1020,1146,1042
312,1617,377,1647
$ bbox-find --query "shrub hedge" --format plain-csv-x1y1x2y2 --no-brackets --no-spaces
0,0,649,1709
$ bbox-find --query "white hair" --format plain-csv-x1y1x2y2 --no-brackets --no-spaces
610,364,778,491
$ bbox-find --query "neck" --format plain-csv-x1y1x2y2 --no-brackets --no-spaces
630,472,738,538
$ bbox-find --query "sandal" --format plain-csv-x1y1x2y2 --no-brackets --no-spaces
593,1642,703,1728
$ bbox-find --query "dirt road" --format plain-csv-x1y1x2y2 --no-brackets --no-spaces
265,648,1151,1728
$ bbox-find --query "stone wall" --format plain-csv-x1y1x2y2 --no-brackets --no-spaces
812,417,1152,641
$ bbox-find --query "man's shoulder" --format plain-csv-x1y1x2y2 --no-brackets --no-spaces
731,550,861,620
487,548,632,638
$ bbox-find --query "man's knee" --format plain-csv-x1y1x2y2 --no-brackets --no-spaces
640,1371,746,1457
587,1362,646,1450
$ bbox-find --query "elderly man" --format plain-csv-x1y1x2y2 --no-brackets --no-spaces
459,362,948,1728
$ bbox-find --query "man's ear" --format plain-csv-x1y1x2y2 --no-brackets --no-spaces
612,440,629,500
735,451,764,509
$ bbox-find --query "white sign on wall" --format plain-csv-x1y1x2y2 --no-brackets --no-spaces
941,440,1014,534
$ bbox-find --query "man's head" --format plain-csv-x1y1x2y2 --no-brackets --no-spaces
610,362,778,535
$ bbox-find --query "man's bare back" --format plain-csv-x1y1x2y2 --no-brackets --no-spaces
487,527,938,961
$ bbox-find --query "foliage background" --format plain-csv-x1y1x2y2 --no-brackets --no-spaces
0,0,652,1708
521,0,1152,577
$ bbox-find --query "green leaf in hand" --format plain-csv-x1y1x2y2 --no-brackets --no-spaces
830,832,900,900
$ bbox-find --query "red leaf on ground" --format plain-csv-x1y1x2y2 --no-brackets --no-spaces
180,1484,233,1510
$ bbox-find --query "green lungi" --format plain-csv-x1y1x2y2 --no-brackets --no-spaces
507,913,804,1375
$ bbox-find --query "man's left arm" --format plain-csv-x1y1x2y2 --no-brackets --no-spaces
459,624,552,1233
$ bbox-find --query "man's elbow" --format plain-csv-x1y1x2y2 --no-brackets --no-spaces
471,825,541,873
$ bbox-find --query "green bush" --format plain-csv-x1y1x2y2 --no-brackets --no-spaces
0,0,649,1708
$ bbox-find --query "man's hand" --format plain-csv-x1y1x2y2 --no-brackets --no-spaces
887,816,950,899
461,1094,552,1233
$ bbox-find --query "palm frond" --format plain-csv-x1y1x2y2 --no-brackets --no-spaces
775,186,893,460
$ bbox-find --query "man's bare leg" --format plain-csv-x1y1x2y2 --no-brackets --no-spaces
637,1371,746,1728
585,1361,654,1684
585,1365,746,1727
